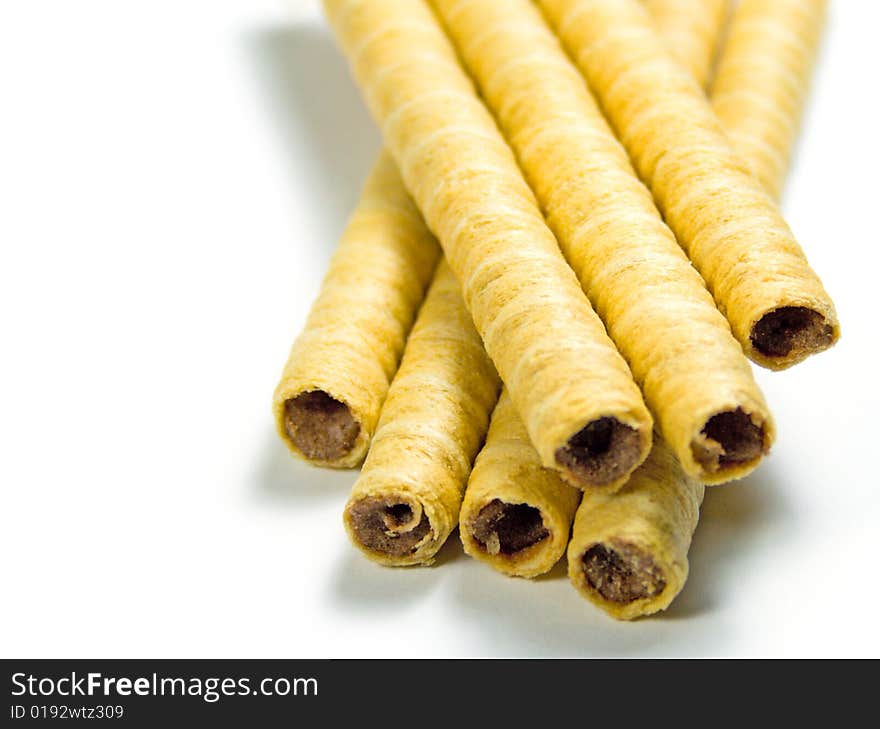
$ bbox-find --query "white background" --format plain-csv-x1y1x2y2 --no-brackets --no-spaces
2,0,878,658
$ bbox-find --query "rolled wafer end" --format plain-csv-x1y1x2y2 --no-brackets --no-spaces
344,495,439,567
749,306,838,370
690,407,772,484
554,417,646,490
569,533,684,621
567,440,704,620
460,391,581,577
281,390,365,467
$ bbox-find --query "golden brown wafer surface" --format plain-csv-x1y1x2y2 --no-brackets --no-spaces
644,0,728,88
711,0,828,200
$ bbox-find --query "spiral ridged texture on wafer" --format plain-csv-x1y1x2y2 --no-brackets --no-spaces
460,391,581,577
568,439,705,620
539,0,839,370
643,0,728,88
344,261,500,566
711,0,827,200
564,3,823,619
433,0,772,483
273,151,440,467
324,0,653,491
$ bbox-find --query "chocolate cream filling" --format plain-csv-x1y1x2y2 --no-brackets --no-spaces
555,417,642,486
285,391,360,461
751,306,834,359
582,539,666,603
347,497,432,557
691,407,766,472
469,499,549,556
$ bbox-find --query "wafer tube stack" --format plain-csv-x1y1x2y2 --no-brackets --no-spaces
270,0,838,622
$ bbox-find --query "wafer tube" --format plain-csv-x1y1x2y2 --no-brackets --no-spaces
324,0,653,490
344,261,500,566
711,0,827,200
568,439,705,620
432,0,772,483
540,0,839,370
460,391,581,577
272,152,440,467
643,0,728,88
